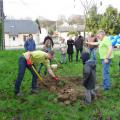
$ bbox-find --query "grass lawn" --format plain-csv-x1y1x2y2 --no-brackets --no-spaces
0,49,120,120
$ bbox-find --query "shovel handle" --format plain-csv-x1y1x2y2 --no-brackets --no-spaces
31,65,42,81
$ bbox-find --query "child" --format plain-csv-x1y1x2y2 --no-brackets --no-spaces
81,52,96,104
60,38,67,64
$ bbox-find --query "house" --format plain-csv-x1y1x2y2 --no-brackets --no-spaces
57,23,85,40
4,19,40,47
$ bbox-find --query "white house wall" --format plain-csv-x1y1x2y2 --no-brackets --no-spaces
5,33,39,47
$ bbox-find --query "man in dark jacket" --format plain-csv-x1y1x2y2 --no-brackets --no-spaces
81,52,96,104
24,34,36,51
74,35,84,61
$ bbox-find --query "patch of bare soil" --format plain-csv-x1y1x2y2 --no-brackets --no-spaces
38,76,101,105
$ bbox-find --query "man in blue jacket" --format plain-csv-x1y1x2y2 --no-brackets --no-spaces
24,34,36,51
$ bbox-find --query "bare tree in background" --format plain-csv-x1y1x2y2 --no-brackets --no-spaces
74,0,100,38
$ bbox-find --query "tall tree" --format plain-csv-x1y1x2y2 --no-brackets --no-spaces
99,5,120,34
86,5,99,33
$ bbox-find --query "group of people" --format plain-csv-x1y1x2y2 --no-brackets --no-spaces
14,30,114,106
59,34,84,63
59,30,113,105
82,30,113,104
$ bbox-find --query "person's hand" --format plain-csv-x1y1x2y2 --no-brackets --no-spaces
104,58,109,64
26,59,32,66
52,77,59,81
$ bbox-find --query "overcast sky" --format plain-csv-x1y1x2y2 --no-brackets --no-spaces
3,0,120,20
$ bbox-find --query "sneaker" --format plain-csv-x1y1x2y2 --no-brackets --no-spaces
31,89,39,94
84,99,91,105
15,92,21,97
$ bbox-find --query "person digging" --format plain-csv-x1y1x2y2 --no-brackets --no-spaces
14,50,59,96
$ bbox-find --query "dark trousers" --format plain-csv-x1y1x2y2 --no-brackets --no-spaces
76,48,83,61
38,63,47,75
38,60,51,75
15,56,37,94
68,53,73,62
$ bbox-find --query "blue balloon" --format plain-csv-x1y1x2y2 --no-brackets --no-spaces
114,35,119,40
117,38,120,44
111,39,117,46
108,35,114,40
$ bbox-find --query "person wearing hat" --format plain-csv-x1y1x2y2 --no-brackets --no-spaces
14,50,58,96
81,52,96,104
86,30,113,90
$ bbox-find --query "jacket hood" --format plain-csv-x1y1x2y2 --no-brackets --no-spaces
85,60,96,69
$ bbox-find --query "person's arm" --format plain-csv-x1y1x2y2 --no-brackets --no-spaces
104,45,113,63
24,51,31,60
106,45,113,59
47,67,55,78
24,51,33,66
45,59,59,80
86,41,99,46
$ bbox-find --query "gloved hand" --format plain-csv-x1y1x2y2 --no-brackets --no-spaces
52,77,59,81
26,59,32,66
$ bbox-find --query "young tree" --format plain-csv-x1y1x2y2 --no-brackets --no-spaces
99,5,120,35
77,0,99,37
86,5,99,33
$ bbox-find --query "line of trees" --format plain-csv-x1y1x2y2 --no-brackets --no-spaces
86,5,120,35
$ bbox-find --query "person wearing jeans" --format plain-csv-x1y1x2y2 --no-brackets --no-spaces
86,30,113,90
89,48,97,61
102,59,111,89
14,50,59,96
15,56,37,95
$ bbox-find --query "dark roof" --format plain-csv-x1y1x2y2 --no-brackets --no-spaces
4,20,39,35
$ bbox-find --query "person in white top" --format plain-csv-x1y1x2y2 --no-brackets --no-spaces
60,38,67,64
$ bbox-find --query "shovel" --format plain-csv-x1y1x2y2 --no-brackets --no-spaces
31,65,48,87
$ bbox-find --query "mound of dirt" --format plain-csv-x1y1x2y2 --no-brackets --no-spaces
37,76,102,105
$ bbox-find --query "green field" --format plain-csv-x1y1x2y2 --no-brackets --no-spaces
0,50,120,120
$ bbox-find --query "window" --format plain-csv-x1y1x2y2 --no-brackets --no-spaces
23,35,28,42
13,36,15,41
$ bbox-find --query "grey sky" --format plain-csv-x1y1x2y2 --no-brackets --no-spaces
3,0,120,20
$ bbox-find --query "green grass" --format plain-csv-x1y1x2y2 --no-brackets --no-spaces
0,50,120,120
